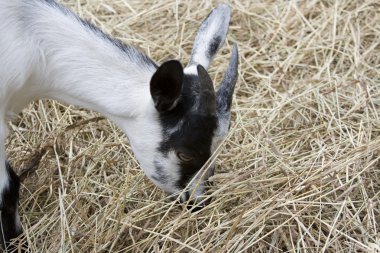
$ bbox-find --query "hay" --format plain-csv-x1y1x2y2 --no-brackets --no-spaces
6,0,380,252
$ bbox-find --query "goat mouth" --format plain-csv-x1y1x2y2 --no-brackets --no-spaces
168,189,213,212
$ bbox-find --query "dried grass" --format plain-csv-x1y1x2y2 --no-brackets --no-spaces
5,0,380,252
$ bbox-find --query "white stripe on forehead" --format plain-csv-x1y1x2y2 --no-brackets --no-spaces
184,65,198,75
183,66,202,113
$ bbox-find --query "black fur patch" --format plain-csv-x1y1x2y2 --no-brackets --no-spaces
208,36,222,58
0,162,23,251
156,74,218,188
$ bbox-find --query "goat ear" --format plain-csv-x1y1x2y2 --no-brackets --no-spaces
188,4,231,69
217,43,238,115
150,60,183,113
197,65,216,115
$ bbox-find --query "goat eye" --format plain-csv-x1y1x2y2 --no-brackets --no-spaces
177,152,193,162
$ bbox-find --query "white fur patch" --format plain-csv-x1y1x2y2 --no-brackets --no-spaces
0,0,156,120
152,151,181,193
184,65,198,75
0,167,8,206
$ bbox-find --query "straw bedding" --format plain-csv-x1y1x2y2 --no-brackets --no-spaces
6,0,380,252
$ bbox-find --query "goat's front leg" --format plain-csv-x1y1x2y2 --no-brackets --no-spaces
0,129,23,251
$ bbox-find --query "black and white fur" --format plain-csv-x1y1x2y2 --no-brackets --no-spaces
0,0,238,250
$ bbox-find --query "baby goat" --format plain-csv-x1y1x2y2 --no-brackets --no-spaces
0,0,238,250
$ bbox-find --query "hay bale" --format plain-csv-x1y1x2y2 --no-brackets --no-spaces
6,0,380,252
